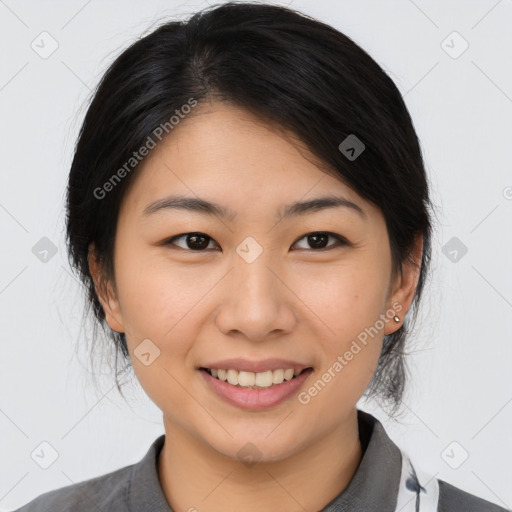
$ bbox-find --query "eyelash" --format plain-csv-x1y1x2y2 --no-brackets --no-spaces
163,231,349,252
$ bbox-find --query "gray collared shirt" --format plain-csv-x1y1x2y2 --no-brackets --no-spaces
13,410,509,511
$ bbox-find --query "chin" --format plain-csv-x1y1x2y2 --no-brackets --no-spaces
204,427,305,465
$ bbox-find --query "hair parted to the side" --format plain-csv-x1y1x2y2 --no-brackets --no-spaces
65,1,436,417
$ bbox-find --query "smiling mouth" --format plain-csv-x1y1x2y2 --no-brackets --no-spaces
200,367,313,389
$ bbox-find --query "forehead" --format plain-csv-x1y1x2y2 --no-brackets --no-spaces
119,102,376,222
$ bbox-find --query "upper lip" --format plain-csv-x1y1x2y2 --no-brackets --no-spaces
199,358,313,373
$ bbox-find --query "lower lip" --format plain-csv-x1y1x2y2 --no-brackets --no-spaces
199,368,314,411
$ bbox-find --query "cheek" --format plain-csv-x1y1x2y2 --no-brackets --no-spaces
114,253,209,339
293,256,388,397
113,257,208,411
296,257,390,334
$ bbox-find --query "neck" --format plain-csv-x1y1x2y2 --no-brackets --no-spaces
157,409,363,512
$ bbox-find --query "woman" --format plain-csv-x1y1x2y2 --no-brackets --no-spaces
14,2,508,511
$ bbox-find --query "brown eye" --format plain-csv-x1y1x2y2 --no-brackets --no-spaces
292,232,348,251
166,232,218,251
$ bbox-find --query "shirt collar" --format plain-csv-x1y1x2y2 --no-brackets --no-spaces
320,409,402,511
127,409,402,512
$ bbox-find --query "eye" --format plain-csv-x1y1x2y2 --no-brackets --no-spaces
165,232,219,251
164,231,348,252
291,231,349,251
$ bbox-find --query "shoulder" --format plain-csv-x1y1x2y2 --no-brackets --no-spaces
12,463,133,512
12,434,167,512
437,479,510,512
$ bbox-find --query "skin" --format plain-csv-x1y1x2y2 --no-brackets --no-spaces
89,101,422,512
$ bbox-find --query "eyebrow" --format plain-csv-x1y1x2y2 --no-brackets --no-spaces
142,194,366,222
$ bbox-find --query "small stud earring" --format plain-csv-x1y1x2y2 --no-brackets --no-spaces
393,315,400,323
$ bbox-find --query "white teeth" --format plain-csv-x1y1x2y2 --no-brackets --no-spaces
207,367,305,388
284,369,294,381
272,369,284,384
255,370,273,388
226,369,238,386
238,371,255,387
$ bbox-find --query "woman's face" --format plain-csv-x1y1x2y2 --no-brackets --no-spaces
90,101,420,462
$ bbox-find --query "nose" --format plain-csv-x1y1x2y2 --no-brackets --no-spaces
214,253,297,342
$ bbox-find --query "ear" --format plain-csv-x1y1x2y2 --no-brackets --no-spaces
384,233,423,335
88,243,125,333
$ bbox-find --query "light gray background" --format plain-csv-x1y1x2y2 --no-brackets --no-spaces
1,0,511,510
